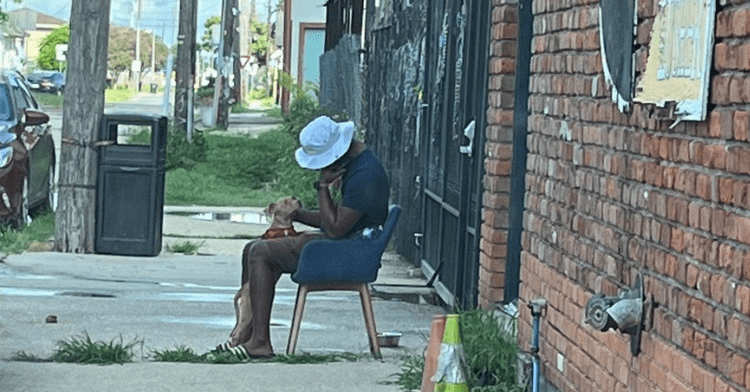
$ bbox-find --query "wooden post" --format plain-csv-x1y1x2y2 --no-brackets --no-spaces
174,0,198,133
217,0,238,128
55,0,111,253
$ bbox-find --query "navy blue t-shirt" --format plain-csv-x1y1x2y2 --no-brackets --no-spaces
340,149,390,237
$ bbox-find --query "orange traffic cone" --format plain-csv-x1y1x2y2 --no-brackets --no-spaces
431,314,468,392
421,314,447,392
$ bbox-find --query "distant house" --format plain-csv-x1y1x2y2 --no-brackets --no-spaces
8,8,67,68
280,0,327,111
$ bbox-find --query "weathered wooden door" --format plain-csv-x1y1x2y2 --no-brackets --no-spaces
419,0,491,309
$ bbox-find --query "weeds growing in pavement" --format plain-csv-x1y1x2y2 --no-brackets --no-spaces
165,240,203,255
391,353,425,391
52,334,141,365
151,345,364,365
12,334,141,365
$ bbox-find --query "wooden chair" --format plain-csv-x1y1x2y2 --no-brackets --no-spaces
286,205,402,359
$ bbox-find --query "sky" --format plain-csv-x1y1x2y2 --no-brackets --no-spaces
1,0,253,48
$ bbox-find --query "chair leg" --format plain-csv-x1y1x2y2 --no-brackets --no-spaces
358,284,382,360
286,284,308,355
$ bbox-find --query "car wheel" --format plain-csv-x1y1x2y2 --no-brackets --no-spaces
44,163,56,212
12,176,30,229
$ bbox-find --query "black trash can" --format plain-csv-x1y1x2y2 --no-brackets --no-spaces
150,83,157,93
95,113,168,256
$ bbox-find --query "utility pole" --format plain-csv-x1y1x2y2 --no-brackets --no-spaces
135,0,142,90
216,0,238,128
174,0,198,136
56,0,111,253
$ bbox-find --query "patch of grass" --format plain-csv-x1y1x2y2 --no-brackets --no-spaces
12,334,141,365
165,240,203,254
105,87,135,103
10,351,49,362
164,130,294,207
152,345,205,363
460,309,524,391
31,92,64,109
392,353,425,391
0,209,55,254
52,334,143,365
53,334,140,365
151,346,364,365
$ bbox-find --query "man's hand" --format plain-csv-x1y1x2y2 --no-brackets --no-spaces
319,166,346,188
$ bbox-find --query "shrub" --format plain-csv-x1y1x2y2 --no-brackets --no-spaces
166,124,208,171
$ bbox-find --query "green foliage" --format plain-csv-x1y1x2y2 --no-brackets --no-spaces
52,334,140,365
166,125,208,171
165,240,203,255
0,209,55,254
37,25,70,70
250,20,270,61
108,26,169,72
207,131,290,189
393,353,425,391
152,346,363,364
200,15,222,52
459,309,524,391
151,345,205,362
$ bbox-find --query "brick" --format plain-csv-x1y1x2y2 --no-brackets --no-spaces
744,251,750,281
710,110,734,139
719,177,735,204
737,216,750,245
727,316,749,352
737,284,750,314
734,111,749,141
710,273,727,303
732,8,749,37
712,76,731,105
716,10,732,38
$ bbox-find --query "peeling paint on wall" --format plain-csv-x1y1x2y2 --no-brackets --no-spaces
634,0,716,121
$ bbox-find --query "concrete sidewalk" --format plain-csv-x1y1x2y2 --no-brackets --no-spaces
0,206,443,392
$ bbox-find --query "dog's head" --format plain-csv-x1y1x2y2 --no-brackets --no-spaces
264,196,302,227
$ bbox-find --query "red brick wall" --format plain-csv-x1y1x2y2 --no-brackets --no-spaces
510,0,750,391
479,0,519,308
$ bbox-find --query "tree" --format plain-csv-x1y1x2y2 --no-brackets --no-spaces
250,19,269,65
108,26,169,72
200,15,221,52
37,24,169,72
55,0,111,253
0,0,22,23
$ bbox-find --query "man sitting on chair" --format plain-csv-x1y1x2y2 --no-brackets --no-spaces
222,115,391,359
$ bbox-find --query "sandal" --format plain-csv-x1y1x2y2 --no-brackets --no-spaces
228,345,273,361
212,341,233,353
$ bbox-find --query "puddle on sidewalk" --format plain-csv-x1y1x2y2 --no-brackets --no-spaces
189,211,267,224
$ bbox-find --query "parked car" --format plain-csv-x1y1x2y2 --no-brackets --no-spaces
0,70,56,228
26,71,65,95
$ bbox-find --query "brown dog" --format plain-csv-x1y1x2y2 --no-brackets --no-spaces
226,196,304,348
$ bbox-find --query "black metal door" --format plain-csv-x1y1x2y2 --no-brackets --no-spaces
420,0,491,309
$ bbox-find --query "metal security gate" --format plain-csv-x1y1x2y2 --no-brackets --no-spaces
419,0,491,309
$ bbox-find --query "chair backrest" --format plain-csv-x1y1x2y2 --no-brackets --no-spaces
371,204,402,253
292,205,402,284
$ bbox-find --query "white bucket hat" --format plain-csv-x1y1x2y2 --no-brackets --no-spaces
295,116,355,170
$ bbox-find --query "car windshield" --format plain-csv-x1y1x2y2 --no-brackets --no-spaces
0,85,12,121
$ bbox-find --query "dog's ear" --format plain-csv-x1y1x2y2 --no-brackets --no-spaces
263,203,276,216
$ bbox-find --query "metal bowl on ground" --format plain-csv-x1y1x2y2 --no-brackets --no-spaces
377,332,402,347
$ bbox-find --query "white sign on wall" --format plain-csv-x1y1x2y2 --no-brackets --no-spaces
634,0,716,122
